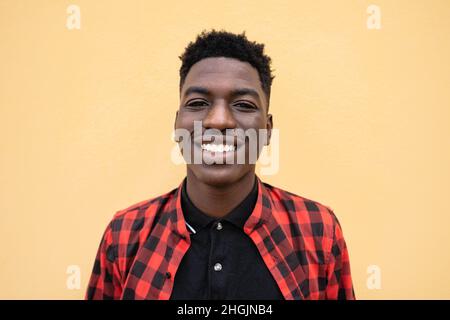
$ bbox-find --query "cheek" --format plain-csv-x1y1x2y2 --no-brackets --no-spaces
175,111,200,130
238,113,267,130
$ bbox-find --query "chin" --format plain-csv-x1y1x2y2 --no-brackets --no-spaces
187,164,254,188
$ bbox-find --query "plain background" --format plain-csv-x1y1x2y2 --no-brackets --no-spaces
1,0,449,299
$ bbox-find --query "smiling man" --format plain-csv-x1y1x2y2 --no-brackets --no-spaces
86,30,355,300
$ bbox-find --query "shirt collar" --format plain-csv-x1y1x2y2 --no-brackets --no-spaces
170,175,272,241
180,176,258,231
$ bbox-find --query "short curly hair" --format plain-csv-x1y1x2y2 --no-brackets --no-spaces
179,29,275,104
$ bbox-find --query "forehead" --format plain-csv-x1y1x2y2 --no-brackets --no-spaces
183,57,262,92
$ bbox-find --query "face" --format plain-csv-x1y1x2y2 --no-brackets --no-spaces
175,57,273,187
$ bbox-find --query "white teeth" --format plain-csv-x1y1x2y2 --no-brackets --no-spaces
201,143,235,152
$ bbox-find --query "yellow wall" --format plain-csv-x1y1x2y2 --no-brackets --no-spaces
1,0,449,299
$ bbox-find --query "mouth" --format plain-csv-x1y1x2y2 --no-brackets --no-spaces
192,135,246,165
201,143,236,153
193,135,245,149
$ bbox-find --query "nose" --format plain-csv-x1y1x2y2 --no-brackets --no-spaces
202,100,237,131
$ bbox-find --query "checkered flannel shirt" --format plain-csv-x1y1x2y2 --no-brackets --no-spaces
86,176,355,300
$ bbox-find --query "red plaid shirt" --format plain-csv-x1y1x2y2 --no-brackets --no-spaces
86,176,355,300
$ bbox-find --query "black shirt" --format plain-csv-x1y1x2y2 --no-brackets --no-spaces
170,177,284,300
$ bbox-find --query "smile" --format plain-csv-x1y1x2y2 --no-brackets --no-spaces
201,143,236,152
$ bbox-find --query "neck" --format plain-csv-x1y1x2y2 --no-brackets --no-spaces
185,170,256,218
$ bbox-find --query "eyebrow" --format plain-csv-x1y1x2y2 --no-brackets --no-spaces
183,86,211,97
183,86,262,105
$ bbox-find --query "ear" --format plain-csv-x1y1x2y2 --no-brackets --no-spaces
265,113,273,146
174,110,179,130
173,111,179,142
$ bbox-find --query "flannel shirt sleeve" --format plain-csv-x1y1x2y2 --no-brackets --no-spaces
85,221,122,299
325,215,355,300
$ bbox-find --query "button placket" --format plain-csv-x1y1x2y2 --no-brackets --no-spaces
212,222,224,273
208,221,226,299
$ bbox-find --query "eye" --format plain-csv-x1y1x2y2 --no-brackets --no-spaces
233,102,257,110
185,100,209,108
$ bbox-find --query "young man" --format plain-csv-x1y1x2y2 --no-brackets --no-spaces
86,30,355,300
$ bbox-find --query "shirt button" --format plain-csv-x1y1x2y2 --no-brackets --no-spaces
216,222,223,231
213,263,222,272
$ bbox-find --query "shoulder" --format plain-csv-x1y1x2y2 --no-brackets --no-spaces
263,182,342,238
107,186,179,234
